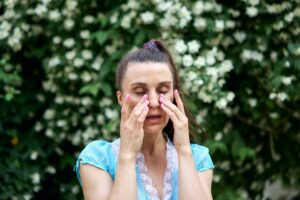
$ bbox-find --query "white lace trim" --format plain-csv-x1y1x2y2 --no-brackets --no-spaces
111,135,175,200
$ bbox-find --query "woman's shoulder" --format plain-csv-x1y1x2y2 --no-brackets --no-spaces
190,143,214,172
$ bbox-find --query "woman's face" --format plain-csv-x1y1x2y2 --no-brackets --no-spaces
117,62,174,134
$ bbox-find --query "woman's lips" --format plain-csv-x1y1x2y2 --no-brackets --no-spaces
145,115,162,123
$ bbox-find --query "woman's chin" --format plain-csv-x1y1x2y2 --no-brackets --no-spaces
143,124,164,134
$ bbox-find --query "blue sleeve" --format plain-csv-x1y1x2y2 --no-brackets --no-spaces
74,140,112,185
191,144,214,172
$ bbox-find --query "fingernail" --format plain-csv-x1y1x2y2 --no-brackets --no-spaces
125,95,130,101
143,94,148,99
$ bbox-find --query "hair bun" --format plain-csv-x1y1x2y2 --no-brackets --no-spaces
143,40,159,50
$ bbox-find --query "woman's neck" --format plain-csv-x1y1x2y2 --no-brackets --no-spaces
141,131,167,158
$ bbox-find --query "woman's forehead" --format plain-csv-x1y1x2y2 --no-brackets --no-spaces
123,62,173,85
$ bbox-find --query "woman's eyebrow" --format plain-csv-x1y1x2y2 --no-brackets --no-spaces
130,81,172,86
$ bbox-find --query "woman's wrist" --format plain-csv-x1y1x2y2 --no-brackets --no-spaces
176,146,192,156
118,150,137,163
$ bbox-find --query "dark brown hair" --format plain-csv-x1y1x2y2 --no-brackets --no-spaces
115,39,206,143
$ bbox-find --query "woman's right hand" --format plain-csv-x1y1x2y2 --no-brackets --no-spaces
119,94,149,159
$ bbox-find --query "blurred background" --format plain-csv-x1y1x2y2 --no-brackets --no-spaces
0,0,299,199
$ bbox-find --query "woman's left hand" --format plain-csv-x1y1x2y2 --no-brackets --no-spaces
159,89,191,153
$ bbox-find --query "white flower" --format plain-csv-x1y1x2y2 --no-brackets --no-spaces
44,109,55,120
157,2,172,12
84,15,95,24
193,17,207,31
66,0,77,10
30,151,39,160
216,98,227,109
64,19,75,30
187,40,201,54
226,92,235,101
204,2,213,11
187,71,197,81
81,97,93,106
23,194,32,200
34,4,47,16
57,119,67,127
63,38,75,48
81,50,93,60
68,72,78,80
140,12,155,24
66,51,76,60
206,54,216,65
110,13,118,24
74,58,84,67
206,67,218,77
97,114,105,124
49,10,61,21
193,1,204,15
281,76,293,85
105,108,118,120
277,92,288,101
92,57,103,71
269,92,277,100
249,0,260,6
48,56,60,68
72,185,79,194
248,98,257,107
100,98,113,107
83,115,93,125
121,15,131,29
174,40,187,54
246,7,258,17
53,36,61,44
34,122,43,132
46,166,56,174
198,91,212,103
31,172,40,184
234,31,246,43
80,30,90,39
219,60,233,75
214,132,223,141
182,55,193,67
81,71,92,82
215,20,225,32
194,56,206,68
45,129,54,138
213,174,221,183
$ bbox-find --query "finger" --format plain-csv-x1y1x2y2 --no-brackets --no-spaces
121,95,131,122
159,94,186,121
136,106,149,129
128,94,149,121
160,103,180,124
174,89,185,113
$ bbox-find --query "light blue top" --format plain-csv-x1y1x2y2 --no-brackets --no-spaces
75,137,214,200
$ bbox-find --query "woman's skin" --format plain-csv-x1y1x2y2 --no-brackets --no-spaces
80,62,213,200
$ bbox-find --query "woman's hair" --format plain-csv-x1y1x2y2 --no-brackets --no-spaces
115,39,206,143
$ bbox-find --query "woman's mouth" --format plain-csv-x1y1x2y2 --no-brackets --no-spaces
145,114,162,123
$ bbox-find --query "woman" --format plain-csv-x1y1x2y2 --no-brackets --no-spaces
75,40,214,200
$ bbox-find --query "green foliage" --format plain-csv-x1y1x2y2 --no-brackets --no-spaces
0,0,300,199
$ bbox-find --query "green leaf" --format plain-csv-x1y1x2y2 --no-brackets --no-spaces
134,31,146,45
95,31,109,45
100,82,113,96
79,83,101,96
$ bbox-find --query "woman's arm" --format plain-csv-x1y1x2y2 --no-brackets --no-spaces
80,153,137,200
178,149,213,200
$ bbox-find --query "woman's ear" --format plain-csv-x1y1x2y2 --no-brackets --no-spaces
116,91,123,106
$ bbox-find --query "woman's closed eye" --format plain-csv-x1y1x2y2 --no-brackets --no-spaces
135,90,169,95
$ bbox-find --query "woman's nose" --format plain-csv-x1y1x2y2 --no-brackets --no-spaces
148,93,160,108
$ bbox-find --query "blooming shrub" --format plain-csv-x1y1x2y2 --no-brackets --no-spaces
0,0,299,199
